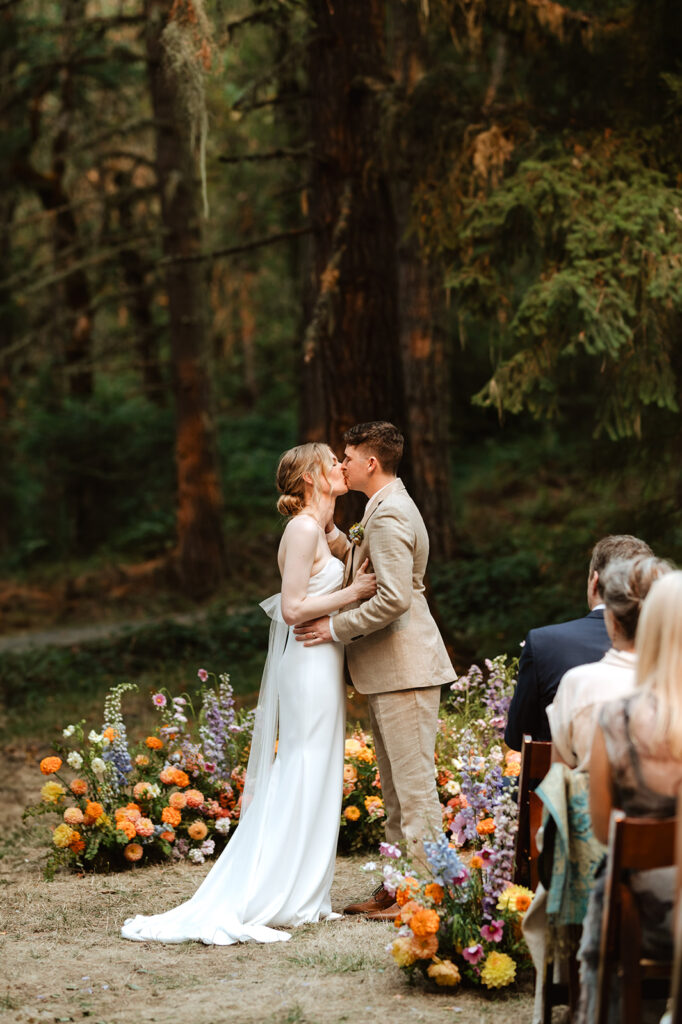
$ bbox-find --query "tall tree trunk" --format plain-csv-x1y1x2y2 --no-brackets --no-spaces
390,2,456,559
303,0,409,503
145,0,227,596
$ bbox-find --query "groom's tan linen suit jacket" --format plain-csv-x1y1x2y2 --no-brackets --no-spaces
330,479,455,695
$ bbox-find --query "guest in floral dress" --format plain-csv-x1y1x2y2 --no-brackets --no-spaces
578,569,682,1023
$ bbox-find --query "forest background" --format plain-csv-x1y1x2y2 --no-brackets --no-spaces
2,0,682,741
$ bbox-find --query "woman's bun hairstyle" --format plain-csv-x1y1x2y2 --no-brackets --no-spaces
276,443,333,518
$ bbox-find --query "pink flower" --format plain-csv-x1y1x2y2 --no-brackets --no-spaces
462,943,484,965
480,919,504,943
152,693,167,708
197,669,209,682
379,842,401,859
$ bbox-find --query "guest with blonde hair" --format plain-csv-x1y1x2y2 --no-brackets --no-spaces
577,569,682,1023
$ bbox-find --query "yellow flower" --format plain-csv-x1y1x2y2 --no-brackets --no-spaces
497,884,534,915
480,951,517,989
95,813,110,828
364,795,384,812
427,959,461,987
343,805,360,821
41,781,66,804
356,747,375,763
391,936,417,967
344,738,363,756
53,824,75,848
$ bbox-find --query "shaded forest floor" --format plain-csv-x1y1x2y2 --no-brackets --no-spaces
2,751,535,1024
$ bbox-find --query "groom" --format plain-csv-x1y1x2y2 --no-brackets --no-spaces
294,421,455,919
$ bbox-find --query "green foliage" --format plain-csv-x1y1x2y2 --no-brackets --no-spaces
447,144,682,438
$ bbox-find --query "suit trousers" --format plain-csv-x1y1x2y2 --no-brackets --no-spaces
368,685,443,865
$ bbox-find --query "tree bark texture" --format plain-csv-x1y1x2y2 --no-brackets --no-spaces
145,0,227,596
390,1,456,559
302,0,409,487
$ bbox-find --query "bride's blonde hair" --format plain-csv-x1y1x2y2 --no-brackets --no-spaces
276,443,334,518
635,570,682,757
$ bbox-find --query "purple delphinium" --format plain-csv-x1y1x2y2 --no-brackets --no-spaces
102,683,135,790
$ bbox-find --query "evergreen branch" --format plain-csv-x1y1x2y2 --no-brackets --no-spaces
158,226,313,265
235,92,311,113
0,235,157,294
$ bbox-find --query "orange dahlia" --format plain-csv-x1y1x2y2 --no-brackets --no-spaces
40,756,62,775
124,843,144,862
70,779,88,796
169,792,187,809
424,883,444,905
185,789,204,808
172,769,190,788
476,817,496,835
146,736,163,750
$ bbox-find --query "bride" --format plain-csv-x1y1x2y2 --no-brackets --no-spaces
121,442,375,945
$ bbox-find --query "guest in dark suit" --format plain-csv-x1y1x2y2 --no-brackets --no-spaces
504,534,653,749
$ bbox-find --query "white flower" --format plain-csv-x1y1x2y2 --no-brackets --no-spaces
101,736,111,748
489,745,504,764
148,784,161,798
62,725,76,738
361,861,378,872
200,839,215,856
188,849,205,864
67,752,83,770
173,714,188,724
451,758,463,770
91,757,106,775
214,818,231,835
88,730,103,744
445,780,461,796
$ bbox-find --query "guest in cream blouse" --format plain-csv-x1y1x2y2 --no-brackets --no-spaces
548,555,672,770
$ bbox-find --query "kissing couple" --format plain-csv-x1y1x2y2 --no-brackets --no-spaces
122,421,455,945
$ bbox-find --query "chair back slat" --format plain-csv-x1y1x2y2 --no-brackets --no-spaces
513,735,552,888
596,810,677,1024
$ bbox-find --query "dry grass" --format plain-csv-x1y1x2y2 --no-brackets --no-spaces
3,753,534,1024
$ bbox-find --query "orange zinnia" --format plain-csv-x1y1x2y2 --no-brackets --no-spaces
409,933,439,959
160,830,175,843
116,819,136,840
476,817,496,835
185,789,204,808
515,892,532,913
172,769,190,788
162,806,182,827
103,727,116,742
470,855,484,870
124,843,144,862
85,801,104,820
187,820,208,840
70,779,88,796
396,877,419,907
424,883,444,905
409,908,440,938
169,792,187,810
146,736,163,750
40,756,62,775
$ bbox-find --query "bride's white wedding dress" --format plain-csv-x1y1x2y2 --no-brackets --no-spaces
121,557,345,945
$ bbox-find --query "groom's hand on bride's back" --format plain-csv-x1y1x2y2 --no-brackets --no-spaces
294,617,333,646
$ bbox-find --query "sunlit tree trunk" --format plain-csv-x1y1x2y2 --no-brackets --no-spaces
145,0,227,596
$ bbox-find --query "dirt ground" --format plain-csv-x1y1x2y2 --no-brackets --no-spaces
3,750,536,1024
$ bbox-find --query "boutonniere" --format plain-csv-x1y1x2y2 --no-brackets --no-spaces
349,522,364,545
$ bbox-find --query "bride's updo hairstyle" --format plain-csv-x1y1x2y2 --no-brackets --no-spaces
276,442,333,518
601,555,673,642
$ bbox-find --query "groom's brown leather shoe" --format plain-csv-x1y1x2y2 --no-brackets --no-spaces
362,901,400,921
343,884,395,916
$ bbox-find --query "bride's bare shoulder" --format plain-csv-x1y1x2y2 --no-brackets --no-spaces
282,514,319,539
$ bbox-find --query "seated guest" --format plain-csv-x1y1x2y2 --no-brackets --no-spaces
505,534,652,749
578,569,682,1024
548,556,671,770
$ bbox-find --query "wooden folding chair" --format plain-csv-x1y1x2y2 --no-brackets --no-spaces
513,734,552,890
668,793,682,1024
596,811,676,1024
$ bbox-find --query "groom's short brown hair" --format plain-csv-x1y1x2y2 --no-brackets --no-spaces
343,421,404,474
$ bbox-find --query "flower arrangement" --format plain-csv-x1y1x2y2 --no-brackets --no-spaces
338,731,386,853
24,672,255,878
382,834,533,990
